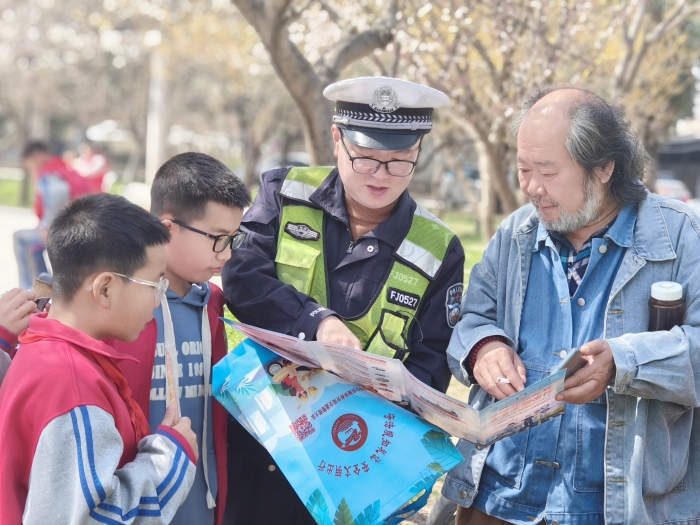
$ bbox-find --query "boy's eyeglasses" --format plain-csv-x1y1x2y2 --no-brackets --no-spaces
87,274,169,306
339,130,420,178
171,220,246,252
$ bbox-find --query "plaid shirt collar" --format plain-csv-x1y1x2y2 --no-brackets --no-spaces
549,219,616,297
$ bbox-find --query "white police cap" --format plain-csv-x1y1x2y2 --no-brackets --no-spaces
323,76,449,150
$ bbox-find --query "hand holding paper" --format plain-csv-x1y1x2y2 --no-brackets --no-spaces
472,341,527,400
556,340,616,405
316,316,363,350
161,406,198,462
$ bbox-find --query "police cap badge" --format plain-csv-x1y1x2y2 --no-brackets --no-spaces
324,76,448,151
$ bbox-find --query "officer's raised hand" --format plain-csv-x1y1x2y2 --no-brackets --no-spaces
316,316,362,350
473,340,527,400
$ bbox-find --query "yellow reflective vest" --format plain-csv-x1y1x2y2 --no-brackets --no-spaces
275,167,456,361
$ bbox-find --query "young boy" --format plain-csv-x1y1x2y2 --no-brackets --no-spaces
14,141,94,289
0,193,199,524
115,152,251,525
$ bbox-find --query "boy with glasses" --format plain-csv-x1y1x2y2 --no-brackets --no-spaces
112,152,251,525
222,77,465,524
0,193,199,524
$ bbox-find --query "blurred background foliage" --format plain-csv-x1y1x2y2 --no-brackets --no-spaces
0,0,698,238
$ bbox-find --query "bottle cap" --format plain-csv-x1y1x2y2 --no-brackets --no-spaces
651,281,682,301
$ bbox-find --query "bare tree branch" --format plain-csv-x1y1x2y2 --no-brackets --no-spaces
470,36,501,94
619,0,700,94
646,1,700,45
371,54,389,76
625,0,648,46
231,0,399,164
317,0,342,25
284,0,314,25
314,0,398,83
390,40,401,77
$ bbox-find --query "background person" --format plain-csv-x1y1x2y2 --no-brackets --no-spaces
222,76,465,524
13,141,93,289
441,88,700,525
71,141,111,193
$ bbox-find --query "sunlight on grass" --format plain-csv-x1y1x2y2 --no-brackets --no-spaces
440,211,486,284
0,179,29,208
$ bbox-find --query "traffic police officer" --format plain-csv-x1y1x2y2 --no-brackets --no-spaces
222,77,465,524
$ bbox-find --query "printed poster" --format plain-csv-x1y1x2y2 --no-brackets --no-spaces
213,338,464,525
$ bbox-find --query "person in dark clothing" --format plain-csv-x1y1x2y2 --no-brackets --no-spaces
222,77,465,524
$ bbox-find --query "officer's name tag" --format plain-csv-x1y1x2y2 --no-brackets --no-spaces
387,287,420,310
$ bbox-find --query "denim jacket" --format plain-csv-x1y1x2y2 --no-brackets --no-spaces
441,192,700,525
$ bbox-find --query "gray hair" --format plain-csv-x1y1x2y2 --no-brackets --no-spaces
513,88,649,206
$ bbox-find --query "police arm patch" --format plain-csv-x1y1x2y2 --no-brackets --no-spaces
285,222,320,241
445,283,463,328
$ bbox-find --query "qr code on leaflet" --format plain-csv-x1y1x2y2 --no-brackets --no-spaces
290,414,316,442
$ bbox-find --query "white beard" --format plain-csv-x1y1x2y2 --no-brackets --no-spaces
531,175,606,233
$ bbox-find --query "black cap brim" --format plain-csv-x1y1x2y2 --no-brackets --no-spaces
342,128,422,151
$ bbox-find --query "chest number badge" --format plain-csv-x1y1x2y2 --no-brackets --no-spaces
387,287,420,310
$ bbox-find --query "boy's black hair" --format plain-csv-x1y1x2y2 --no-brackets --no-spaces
150,152,252,222
21,140,50,159
47,193,170,302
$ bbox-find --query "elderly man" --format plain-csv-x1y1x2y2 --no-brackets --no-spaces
439,88,700,525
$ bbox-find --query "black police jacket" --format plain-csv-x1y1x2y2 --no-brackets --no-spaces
222,167,465,392
221,167,465,524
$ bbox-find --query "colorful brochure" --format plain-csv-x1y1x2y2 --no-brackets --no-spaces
226,321,569,448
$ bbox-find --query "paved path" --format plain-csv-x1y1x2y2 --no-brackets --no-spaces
0,206,37,292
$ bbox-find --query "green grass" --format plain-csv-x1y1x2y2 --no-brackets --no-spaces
0,175,122,207
433,211,488,401
440,211,487,284
223,306,246,351
0,179,30,208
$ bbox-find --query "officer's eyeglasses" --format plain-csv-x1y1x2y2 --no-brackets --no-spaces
87,273,169,306
339,130,421,178
171,220,246,252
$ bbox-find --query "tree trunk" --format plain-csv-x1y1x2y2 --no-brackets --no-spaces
642,138,659,193
145,47,169,184
18,109,31,207
298,96,335,166
230,0,397,166
484,122,518,215
122,140,142,184
242,140,262,188
454,168,481,212
279,127,295,167
474,138,496,240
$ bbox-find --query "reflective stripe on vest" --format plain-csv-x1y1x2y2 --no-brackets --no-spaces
276,167,455,360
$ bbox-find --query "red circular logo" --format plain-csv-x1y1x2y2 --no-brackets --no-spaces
331,414,368,452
